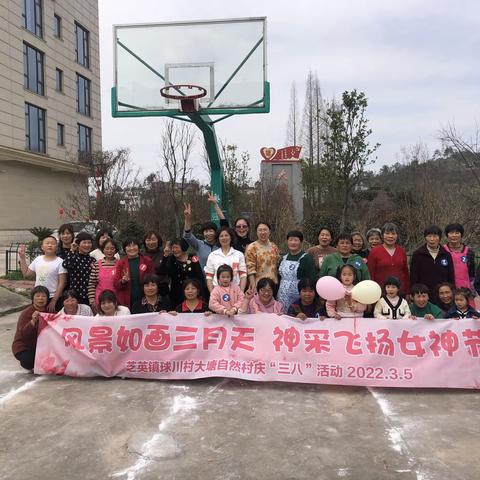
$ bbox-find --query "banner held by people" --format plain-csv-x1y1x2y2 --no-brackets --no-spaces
34,313,480,389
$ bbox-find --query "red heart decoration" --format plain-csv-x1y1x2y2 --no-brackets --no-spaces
260,147,277,161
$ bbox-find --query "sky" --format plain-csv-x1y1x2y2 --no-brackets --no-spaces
99,0,480,183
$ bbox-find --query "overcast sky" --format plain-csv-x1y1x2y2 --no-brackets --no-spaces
99,0,480,183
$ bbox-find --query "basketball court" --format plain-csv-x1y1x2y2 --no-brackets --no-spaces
1,310,479,479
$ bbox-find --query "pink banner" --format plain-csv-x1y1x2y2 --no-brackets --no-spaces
34,313,480,389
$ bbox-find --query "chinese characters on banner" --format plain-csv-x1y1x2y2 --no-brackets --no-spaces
34,313,480,389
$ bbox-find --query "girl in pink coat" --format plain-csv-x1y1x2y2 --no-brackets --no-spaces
209,264,246,317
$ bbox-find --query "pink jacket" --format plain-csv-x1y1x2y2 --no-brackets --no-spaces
209,284,245,314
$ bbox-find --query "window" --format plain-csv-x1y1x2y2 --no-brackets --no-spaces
78,124,92,154
57,123,64,146
55,68,63,92
25,103,46,153
23,43,44,95
76,74,91,116
53,14,62,38
22,0,43,37
75,22,89,68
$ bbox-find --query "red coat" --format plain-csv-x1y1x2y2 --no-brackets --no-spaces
12,305,38,355
113,255,154,307
367,245,410,296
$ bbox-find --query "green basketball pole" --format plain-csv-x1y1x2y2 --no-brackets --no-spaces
187,112,228,222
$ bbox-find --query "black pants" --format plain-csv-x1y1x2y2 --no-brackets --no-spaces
15,350,35,371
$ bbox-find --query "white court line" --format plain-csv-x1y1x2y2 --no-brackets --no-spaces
368,387,436,480
0,377,44,405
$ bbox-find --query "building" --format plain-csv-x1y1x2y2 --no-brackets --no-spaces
0,0,101,244
260,146,304,224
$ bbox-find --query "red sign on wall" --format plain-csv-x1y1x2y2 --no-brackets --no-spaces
260,146,302,162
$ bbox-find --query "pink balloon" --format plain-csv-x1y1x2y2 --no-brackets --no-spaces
316,276,345,301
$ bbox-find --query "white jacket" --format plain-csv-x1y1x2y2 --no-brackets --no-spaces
374,297,411,319
204,247,247,287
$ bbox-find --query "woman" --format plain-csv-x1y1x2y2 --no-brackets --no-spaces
351,231,369,259
143,230,164,269
59,289,93,316
132,273,170,313
443,223,476,303
114,238,154,309
57,223,75,260
320,233,370,282
366,228,382,250
96,289,130,316
207,193,252,254
307,227,337,273
410,225,455,304
205,227,247,292
242,277,284,314
90,228,119,261
277,230,316,309
436,282,455,313
245,222,280,290
158,238,208,309
12,286,49,371
367,223,410,296
88,238,119,313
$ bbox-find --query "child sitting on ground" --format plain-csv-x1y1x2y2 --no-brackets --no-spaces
444,287,480,319
326,264,367,319
374,276,412,319
408,284,443,320
209,264,246,317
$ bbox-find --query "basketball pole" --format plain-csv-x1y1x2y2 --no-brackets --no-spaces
185,113,228,223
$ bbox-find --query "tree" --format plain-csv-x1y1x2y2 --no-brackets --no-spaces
220,143,252,218
159,119,196,236
321,90,380,230
299,71,331,215
64,148,140,230
285,81,300,146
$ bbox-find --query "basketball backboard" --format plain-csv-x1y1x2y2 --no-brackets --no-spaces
112,17,268,118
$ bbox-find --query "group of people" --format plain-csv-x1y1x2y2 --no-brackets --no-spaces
11,193,480,372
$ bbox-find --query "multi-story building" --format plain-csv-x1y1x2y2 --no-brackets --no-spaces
0,0,101,244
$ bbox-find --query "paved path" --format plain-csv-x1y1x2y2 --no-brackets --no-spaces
0,311,479,480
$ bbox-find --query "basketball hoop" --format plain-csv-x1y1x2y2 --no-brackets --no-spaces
160,84,207,113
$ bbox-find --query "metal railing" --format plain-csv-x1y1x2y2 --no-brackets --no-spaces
4,243,42,276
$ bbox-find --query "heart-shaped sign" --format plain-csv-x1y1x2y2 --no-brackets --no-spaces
260,147,276,161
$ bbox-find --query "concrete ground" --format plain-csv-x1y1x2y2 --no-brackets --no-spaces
1,310,479,480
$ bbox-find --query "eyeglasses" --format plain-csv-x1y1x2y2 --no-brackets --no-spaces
235,225,248,230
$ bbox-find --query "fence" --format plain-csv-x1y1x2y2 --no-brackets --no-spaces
4,243,42,276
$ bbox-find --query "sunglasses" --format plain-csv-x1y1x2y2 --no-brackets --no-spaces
235,225,248,229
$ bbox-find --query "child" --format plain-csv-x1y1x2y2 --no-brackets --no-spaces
209,264,246,317
444,288,480,319
326,264,367,319
374,276,412,319
18,236,67,312
287,278,326,320
408,284,443,320
435,282,455,313
174,278,211,315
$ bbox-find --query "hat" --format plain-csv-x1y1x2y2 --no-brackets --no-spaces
75,231,93,243
384,276,400,289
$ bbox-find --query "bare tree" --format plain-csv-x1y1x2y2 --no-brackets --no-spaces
159,119,196,235
439,122,480,187
285,81,300,146
63,148,140,229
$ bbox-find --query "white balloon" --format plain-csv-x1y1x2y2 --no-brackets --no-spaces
351,280,382,304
